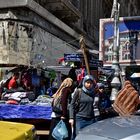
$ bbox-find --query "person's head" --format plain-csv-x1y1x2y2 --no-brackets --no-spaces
82,75,95,90
97,83,105,93
52,78,73,98
68,67,77,81
71,81,78,91
61,74,68,82
62,77,73,88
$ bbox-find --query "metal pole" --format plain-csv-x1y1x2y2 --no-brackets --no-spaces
110,0,121,101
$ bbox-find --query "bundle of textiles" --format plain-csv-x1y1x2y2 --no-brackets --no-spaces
113,80,140,116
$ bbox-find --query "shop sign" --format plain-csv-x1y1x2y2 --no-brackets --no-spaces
64,53,83,62
89,59,103,67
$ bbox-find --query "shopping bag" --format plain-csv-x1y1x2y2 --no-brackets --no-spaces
71,126,74,140
52,120,68,140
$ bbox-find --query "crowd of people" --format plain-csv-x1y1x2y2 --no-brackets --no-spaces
1,66,139,140
48,73,116,140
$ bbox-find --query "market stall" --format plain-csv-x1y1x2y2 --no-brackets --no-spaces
0,66,56,139
0,104,52,119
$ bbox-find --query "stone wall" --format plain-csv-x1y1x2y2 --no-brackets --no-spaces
0,8,76,67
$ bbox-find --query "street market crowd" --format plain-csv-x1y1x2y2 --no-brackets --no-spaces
48,68,140,140
0,66,140,140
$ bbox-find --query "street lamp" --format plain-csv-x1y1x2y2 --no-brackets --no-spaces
110,0,121,101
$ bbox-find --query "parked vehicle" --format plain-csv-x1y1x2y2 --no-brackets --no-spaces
75,115,140,140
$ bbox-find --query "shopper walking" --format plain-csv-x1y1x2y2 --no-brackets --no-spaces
48,78,75,140
69,75,96,138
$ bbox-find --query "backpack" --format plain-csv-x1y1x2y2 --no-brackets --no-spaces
52,88,82,114
52,94,63,114
72,88,82,113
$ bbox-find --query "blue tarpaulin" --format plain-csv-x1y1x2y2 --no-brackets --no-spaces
0,104,52,119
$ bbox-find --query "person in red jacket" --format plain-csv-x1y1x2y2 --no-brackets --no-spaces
8,73,19,90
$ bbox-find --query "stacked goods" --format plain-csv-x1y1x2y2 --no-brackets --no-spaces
113,81,140,116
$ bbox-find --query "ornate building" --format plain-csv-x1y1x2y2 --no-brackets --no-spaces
99,0,140,79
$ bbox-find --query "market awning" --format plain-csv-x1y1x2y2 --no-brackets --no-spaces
46,66,71,75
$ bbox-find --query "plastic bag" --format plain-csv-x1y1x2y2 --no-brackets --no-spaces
52,120,68,140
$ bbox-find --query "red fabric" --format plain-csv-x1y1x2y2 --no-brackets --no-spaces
21,72,32,88
7,78,17,89
77,68,85,83
6,100,18,105
58,57,64,64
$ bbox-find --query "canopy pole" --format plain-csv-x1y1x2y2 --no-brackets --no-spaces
79,36,90,75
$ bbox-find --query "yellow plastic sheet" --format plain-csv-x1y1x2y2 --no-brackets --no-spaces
0,121,35,140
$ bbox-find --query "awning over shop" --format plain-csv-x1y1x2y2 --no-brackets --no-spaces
46,66,71,75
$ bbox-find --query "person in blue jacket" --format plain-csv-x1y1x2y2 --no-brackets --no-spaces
97,82,112,120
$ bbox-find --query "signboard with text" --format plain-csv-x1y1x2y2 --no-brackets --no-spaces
64,53,103,68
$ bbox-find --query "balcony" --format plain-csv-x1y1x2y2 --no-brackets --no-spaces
46,0,81,22
104,0,113,8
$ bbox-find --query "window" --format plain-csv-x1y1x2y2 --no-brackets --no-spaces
108,55,112,61
123,53,130,60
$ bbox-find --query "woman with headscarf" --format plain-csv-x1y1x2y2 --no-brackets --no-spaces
48,78,75,140
69,75,96,138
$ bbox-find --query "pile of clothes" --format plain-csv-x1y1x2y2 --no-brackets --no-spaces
1,90,35,105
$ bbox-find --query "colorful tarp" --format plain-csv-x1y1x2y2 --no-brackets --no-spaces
0,121,35,140
0,104,52,119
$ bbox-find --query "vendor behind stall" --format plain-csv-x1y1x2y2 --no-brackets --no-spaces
21,69,32,91
7,72,19,90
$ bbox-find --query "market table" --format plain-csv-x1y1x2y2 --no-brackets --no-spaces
0,104,52,119
0,104,52,139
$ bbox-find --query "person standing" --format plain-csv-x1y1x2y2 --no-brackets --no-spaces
48,78,75,140
69,75,96,138
96,83,112,120
7,72,19,90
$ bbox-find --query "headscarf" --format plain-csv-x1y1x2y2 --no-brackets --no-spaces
82,75,95,94
52,78,73,98
97,83,105,89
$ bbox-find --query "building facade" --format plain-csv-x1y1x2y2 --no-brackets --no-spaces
0,0,104,68
99,0,140,79
0,0,139,70
0,0,82,68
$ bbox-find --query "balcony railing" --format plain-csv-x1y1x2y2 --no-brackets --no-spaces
70,0,79,9
46,0,81,22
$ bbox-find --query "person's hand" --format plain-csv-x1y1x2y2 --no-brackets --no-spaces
69,119,74,127
61,116,66,120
